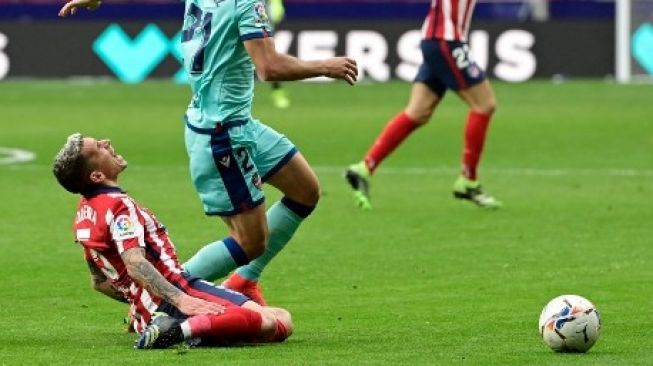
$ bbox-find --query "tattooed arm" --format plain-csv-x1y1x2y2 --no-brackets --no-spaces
87,260,128,303
120,248,225,316
121,248,185,305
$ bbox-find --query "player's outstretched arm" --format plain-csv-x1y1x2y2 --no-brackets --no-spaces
87,260,128,303
121,248,226,316
58,0,102,17
244,37,358,85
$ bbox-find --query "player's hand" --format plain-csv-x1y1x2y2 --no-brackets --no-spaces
58,0,102,17
176,294,226,316
324,57,358,86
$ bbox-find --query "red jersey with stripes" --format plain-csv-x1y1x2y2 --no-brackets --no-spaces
422,0,476,42
73,186,184,333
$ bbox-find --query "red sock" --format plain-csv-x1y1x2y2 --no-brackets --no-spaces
462,111,492,180
364,112,421,173
185,308,263,344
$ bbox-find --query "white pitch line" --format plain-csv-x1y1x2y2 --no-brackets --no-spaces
313,166,653,177
3,163,653,177
0,147,36,165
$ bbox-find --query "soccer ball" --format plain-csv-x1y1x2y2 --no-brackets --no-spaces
538,294,601,353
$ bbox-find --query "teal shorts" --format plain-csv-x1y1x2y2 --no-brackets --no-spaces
184,118,297,216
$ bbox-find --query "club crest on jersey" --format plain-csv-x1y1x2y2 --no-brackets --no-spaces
253,2,270,27
113,215,136,239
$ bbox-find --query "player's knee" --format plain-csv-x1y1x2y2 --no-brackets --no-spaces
303,180,320,207
258,309,278,339
261,308,293,342
274,308,294,338
405,106,433,125
294,176,320,207
472,99,497,116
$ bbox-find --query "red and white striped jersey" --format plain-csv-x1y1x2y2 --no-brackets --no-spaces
422,0,477,42
72,186,184,333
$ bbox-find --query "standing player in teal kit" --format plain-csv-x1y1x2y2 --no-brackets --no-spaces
59,0,358,305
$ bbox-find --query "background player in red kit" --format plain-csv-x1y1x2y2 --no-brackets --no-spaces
52,133,293,349
346,0,501,209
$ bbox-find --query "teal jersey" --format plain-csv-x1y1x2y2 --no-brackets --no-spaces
181,0,273,128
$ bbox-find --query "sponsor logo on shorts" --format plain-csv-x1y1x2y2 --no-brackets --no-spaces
252,173,263,190
218,155,231,168
467,64,481,78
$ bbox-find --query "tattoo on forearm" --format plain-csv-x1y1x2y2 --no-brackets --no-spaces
87,260,127,303
132,261,182,304
123,249,182,305
87,260,107,283
98,282,129,303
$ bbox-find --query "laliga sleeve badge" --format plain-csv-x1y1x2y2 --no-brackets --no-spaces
113,215,137,240
254,2,270,27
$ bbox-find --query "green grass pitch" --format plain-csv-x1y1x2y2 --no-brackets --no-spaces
0,80,651,365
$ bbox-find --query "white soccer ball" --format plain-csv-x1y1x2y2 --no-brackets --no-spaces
538,294,601,353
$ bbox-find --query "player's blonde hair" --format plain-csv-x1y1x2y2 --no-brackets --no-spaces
52,133,91,194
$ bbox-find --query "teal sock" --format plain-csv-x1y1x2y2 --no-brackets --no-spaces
183,237,248,282
236,199,307,281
